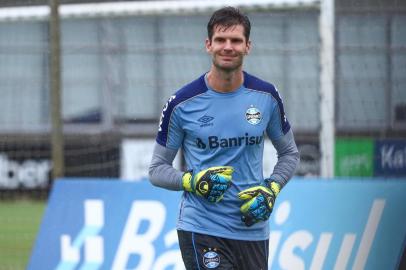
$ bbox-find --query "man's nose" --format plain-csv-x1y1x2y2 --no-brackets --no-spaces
223,40,233,50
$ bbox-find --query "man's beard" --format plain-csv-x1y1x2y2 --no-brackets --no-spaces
212,55,243,72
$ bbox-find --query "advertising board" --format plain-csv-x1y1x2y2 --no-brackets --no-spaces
29,178,406,270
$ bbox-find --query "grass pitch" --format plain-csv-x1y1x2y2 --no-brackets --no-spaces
0,200,46,270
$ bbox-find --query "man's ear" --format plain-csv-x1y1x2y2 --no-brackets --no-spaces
205,38,212,53
245,40,252,55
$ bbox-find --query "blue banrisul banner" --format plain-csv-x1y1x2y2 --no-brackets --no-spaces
29,178,406,270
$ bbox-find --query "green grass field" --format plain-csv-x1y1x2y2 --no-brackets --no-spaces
0,200,46,270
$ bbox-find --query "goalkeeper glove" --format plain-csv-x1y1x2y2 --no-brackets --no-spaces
182,166,234,203
238,179,281,226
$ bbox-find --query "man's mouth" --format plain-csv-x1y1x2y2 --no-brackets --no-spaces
220,55,235,61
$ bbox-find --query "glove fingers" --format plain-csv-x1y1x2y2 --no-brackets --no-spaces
196,172,231,202
240,195,272,223
217,173,232,182
238,187,260,200
211,174,232,185
238,183,278,226
211,183,229,193
209,175,231,190
240,197,258,213
220,166,234,176
207,166,234,176
192,166,234,203
238,186,273,200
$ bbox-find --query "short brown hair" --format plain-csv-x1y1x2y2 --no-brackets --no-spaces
207,6,251,42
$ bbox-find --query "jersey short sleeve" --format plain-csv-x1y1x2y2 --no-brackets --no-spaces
156,74,209,150
266,86,291,141
156,95,184,150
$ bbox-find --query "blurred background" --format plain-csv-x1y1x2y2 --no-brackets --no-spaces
0,0,405,269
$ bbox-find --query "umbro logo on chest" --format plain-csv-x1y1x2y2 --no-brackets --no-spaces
198,115,214,127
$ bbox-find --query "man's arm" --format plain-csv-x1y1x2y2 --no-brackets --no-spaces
269,129,300,187
148,142,184,191
149,142,234,202
238,129,299,226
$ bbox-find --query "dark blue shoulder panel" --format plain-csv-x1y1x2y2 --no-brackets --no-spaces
156,74,208,147
243,71,291,134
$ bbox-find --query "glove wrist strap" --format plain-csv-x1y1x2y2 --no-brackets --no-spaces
264,178,281,196
182,171,193,192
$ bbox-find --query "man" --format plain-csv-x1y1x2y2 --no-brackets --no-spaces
149,6,299,269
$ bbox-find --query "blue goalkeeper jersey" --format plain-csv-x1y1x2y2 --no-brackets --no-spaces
156,71,291,240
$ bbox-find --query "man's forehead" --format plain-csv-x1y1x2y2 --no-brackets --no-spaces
212,24,245,35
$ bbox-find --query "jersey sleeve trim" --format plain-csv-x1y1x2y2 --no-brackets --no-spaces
243,71,291,135
156,74,209,147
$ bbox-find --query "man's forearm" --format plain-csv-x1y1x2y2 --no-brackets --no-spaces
148,143,184,191
270,130,300,187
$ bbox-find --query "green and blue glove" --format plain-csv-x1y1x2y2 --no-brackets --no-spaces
182,166,234,203
238,179,281,226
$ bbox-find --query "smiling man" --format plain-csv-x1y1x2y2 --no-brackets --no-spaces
149,6,300,269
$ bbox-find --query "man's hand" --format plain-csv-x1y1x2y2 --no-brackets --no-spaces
238,180,281,226
182,166,234,203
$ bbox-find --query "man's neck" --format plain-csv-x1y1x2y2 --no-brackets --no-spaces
206,67,244,93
